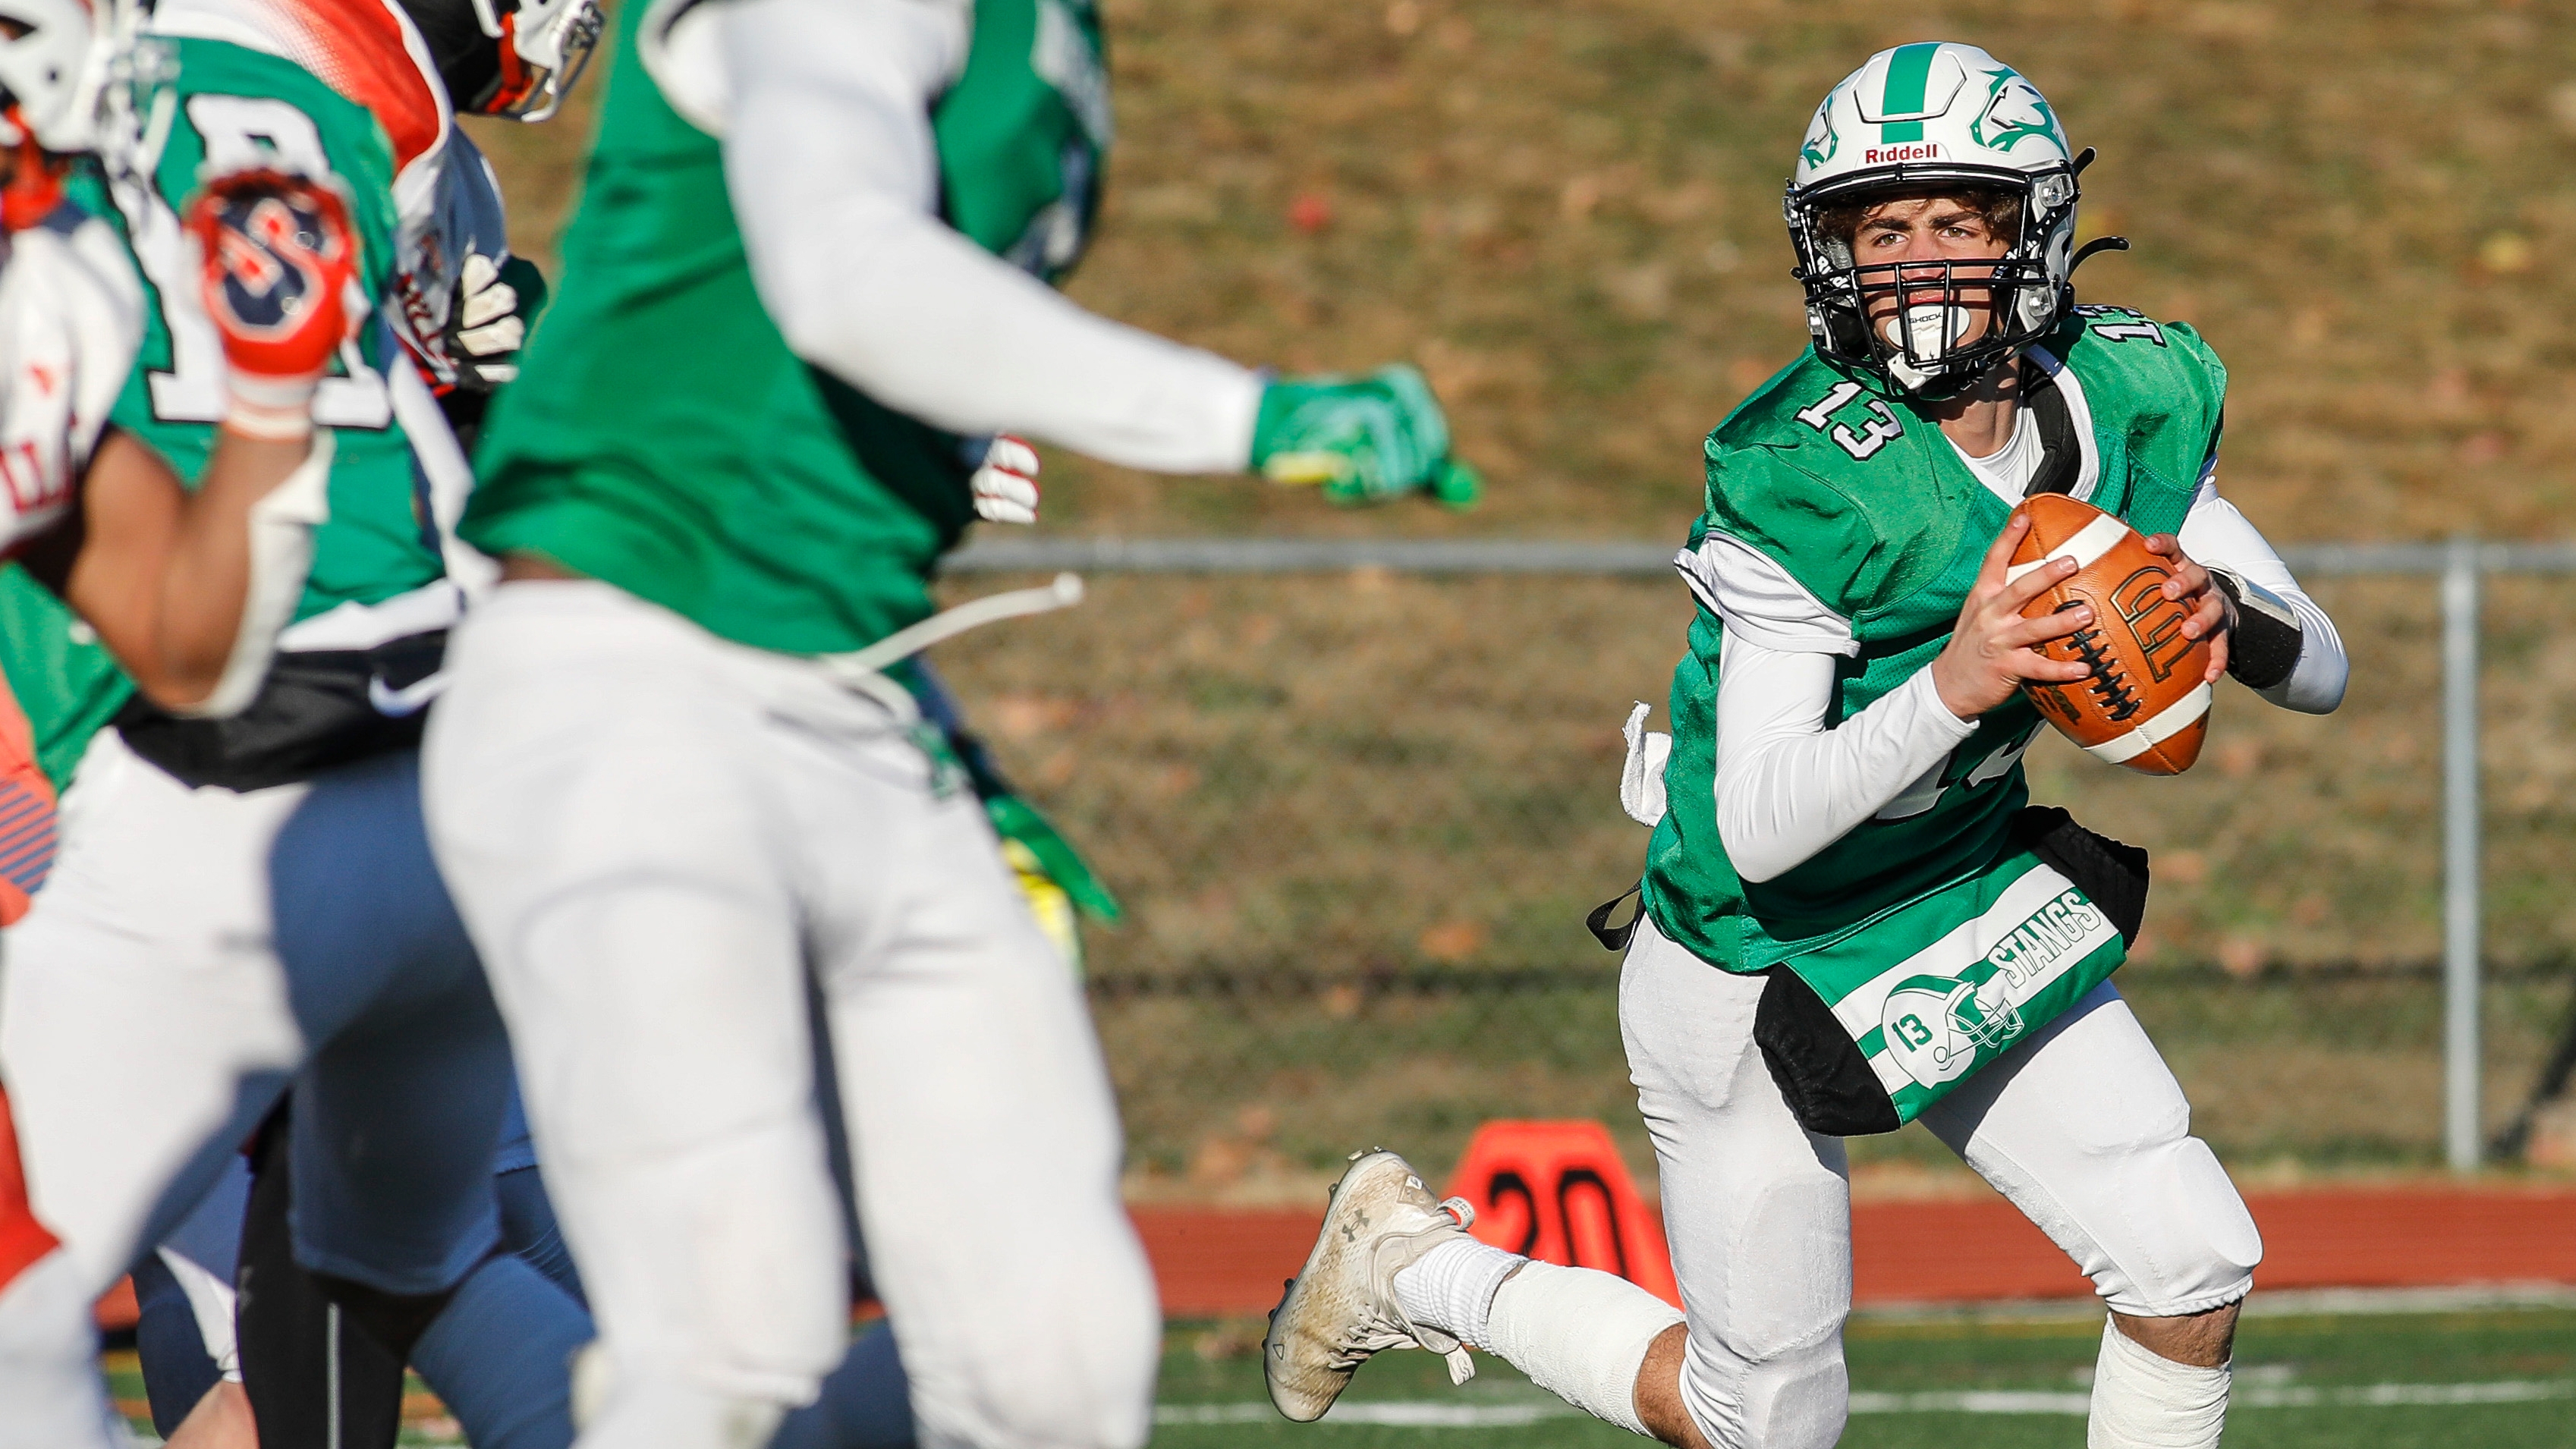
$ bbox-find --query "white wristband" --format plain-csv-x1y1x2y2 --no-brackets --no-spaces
222,373,322,442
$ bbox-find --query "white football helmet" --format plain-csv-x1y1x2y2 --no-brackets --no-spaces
1785,42,2122,396
0,0,109,151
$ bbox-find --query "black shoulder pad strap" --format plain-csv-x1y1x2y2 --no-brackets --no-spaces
2024,364,2082,498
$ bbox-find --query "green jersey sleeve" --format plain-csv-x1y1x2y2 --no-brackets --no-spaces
1699,436,1915,625
2160,319,2228,471
2055,306,2228,516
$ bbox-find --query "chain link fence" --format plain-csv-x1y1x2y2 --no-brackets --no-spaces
927,567,2576,1195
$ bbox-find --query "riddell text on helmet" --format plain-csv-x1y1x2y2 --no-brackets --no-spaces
1861,142,1943,165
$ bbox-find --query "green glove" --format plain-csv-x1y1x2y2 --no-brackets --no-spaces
1250,363,1481,508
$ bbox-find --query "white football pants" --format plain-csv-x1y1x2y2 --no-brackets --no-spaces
1623,914,2260,1449
0,732,303,1301
0,734,510,1298
0,734,514,1449
421,580,1156,1449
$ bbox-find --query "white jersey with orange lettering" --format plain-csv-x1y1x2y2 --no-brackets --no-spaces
0,198,142,555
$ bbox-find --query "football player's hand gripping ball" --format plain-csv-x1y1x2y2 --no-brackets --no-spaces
1250,363,1480,508
185,168,362,442
1928,509,2098,720
970,434,1041,525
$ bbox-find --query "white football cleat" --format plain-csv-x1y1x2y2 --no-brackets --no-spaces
1263,1149,1478,1422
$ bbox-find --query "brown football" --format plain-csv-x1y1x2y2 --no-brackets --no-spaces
2008,494,2212,776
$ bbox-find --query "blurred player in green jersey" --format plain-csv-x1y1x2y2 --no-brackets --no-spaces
422,1,1477,1444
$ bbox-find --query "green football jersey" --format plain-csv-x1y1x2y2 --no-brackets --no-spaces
0,37,458,791
466,0,1111,657
89,34,447,625
1640,306,2224,973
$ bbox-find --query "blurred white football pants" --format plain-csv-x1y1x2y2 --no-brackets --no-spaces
0,734,515,1449
1612,914,2260,1449
422,580,1156,1449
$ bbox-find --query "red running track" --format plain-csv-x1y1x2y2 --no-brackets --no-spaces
1131,1186,2576,1318
92,1184,2576,1330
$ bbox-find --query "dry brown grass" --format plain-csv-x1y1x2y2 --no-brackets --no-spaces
1039,0,2576,542
480,0,2576,542
470,2,2576,1186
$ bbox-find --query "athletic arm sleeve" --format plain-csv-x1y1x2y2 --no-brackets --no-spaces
716,0,1266,474
2176,475,2348,714
1713,633,1977,884
1674,532,1860,655
1687,540,1976,883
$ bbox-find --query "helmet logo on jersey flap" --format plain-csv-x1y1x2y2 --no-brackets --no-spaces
1876,885,2113,1089
1882,971,2024,1087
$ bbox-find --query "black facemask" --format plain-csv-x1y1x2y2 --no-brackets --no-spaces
393,0,508,112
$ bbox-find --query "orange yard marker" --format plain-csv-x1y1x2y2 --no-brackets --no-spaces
1445,1120,1679,1307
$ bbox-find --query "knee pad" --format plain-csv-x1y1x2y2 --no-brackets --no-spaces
1677,1344,1848,1449
2102,1138,2261,1316
1722,1174,1852,1356
907,1256,1158,1449
1666,1172,1852,1449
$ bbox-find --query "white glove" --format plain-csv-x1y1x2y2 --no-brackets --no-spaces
971,434,1040,525
454,253,525,378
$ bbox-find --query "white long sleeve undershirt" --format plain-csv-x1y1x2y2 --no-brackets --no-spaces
1697,457,2348,884
712,0,1265,473
1713,640,1976,882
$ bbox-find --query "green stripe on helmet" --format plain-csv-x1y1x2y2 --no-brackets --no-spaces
1879,41,1939,143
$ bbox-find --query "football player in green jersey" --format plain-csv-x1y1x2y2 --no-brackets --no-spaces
1266,43,2349,1449
419,1,1477,1444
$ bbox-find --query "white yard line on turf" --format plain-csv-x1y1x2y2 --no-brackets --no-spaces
1850,1380,2576,1415
1853,1282,2576,1325
2241,1379,2576,1408
1157,1402,1579,1426
1158,1379,2576,1426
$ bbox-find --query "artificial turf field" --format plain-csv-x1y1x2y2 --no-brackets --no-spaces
105,1300,2576,1447
1151,1303,2576,1449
